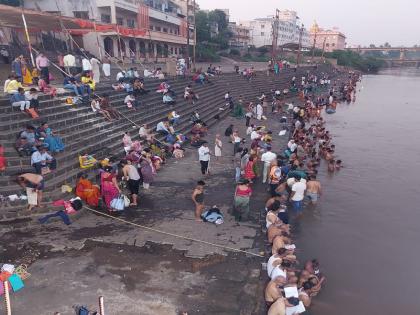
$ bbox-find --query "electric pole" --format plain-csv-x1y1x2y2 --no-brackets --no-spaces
311,30,317,63
296,23,304,67
186,0,190,69
271,9,280,63
193,0,196,70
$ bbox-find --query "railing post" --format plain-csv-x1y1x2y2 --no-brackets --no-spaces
4,281,11,315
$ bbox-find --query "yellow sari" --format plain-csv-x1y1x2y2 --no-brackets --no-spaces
22,64,33,85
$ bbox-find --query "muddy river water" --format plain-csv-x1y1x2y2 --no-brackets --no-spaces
294,69,420,315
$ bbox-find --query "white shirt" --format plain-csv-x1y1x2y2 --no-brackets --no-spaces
31,151,53,165
267,255,282,278
24,91,38,100
246,126,253,135
291,181,307,201
270,266,287,280
156,121,168,132
116,72,125,81
82,58,92,71
139,127,147,137
124,95,135,104
261,151,277,164
250,130,260,140
256,104,263,114
63,54,76,67
198,146,210,161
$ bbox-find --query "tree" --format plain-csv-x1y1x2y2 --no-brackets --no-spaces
384,42,391,48
369,44,376,48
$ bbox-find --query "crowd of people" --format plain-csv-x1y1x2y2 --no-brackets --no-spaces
191,65,360,314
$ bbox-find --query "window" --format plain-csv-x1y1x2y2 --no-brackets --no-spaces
331,43,335,47
101,14,111,23
170,47,173,54
326,43,330,47
117,17,124,26
261,24,265,29
155,26,161,32
169,28,173,34
127,19,135,28
261,32,264,36
73,11,89,19
163,28,168,33
149,25,154,30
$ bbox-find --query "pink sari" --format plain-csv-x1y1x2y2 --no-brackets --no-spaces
100,172,119,208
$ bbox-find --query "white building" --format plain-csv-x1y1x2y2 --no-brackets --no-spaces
23,0,195,60
240,10,310,49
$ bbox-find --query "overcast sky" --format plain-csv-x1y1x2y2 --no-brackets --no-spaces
196,0,420,47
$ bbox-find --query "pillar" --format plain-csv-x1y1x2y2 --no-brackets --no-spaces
110,4,117,24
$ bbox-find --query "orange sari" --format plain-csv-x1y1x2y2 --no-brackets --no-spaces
75,178,100,207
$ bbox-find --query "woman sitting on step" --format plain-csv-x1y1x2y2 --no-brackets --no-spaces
75,173,100,207
36,122,65,153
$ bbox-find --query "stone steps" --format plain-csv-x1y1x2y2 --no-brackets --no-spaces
0,65,335,222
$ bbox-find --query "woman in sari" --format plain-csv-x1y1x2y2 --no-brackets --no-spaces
140,157,154,189
100,166,121,211
233,102,245,118
244,156,256,182
38,77,57,96
75,174,100,207
37,122,65,153
21,58,33,86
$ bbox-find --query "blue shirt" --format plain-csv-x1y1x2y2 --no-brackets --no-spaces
10,92,25,104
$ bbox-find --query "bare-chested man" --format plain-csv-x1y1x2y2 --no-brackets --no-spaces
267,297,300,315
306,175,322,205
265,277,286,308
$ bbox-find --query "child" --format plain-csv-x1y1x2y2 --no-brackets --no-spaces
124,92,139,110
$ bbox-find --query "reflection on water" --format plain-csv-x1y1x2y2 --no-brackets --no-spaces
294,69,420,315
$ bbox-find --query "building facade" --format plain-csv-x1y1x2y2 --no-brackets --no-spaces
228,22,251,49
310,22,346,52
240,11,310,49
23,0,195,61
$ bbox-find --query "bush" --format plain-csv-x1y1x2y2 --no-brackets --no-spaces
196,45,221,62
257,46,269,55
230,48,240,56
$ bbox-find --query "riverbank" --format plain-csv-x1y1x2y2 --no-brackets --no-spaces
0,110,292,314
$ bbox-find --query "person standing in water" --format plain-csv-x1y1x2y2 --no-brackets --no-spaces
306,175,322,205
192,180,205,221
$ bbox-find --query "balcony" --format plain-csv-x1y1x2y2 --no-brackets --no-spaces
148,7,181,25
149,30,194,45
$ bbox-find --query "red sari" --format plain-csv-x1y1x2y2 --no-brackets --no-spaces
244,160,256,180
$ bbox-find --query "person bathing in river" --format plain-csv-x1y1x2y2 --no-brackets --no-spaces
306,175,322,205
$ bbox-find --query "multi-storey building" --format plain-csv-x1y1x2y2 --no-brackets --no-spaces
228,22,251,49
240,11,310,49
23,0,195,61
310,22,346,52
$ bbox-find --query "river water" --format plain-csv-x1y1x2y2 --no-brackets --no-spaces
294,69,420,315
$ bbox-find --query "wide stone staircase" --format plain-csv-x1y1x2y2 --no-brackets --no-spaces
0,65,334,223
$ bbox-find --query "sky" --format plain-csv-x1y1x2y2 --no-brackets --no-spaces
196,0,420,47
